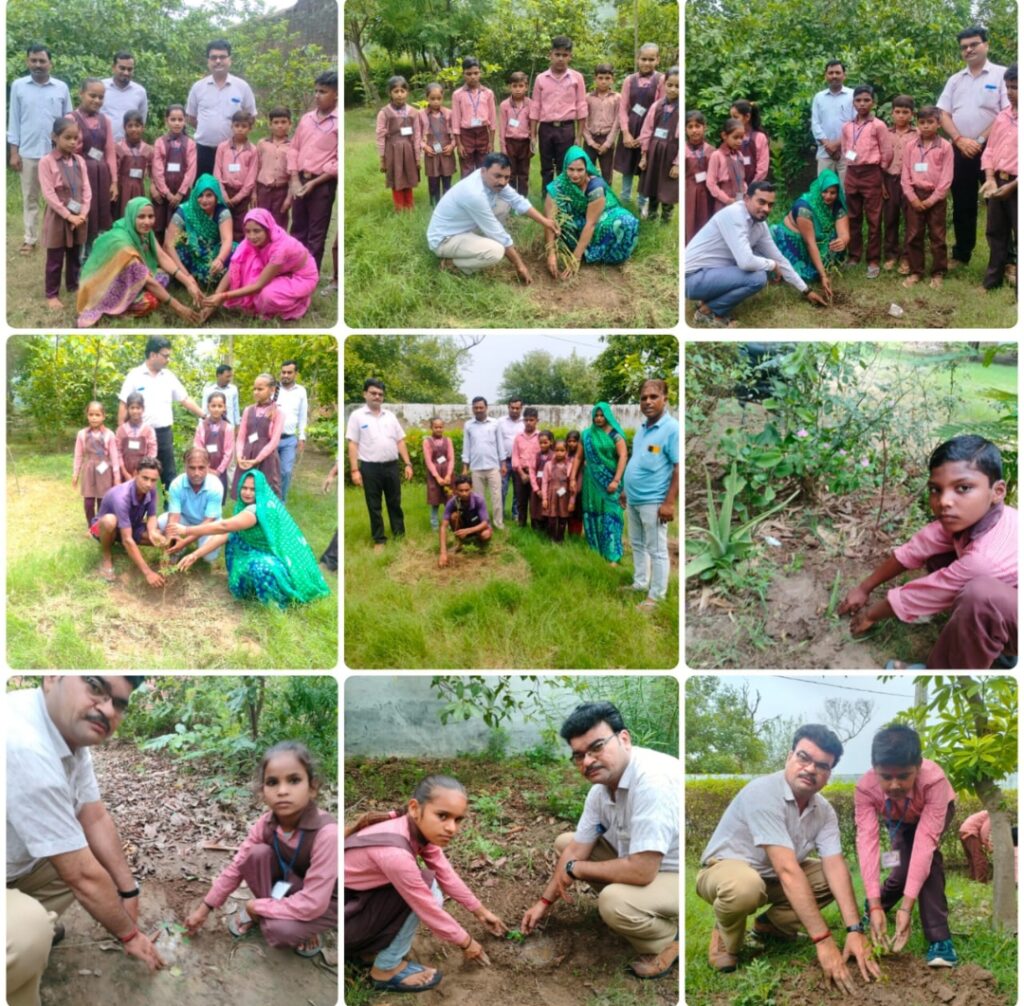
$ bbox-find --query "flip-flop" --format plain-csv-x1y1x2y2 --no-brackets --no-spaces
371,961,443,993
18,243,35,255
99,566,116,583
228,906,256,937
883,660,926,669
294,932,323,958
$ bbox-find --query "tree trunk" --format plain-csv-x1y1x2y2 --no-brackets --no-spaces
348,27,379,104
978,782,1018,932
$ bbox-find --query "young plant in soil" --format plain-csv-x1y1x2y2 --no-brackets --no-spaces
505,929,527,944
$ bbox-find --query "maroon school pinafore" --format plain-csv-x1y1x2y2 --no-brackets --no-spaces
200,419,229,494
531,451,551,520
545,459,573,518
424,435,453,505
614,72,663,176
231,406,281,499
79,429,115,499
384,108,420,191
73,111,113,239
685,142,714,244
422,110,457,179
42,154,88,249
155,134,191,233
117,423,148,477
118,142,151,215
639,100,680,206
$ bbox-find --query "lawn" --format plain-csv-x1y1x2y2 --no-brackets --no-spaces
5,167,338,329
684,856,1018,1006
343,107,679,328
343,483,679,669
6,445,338,669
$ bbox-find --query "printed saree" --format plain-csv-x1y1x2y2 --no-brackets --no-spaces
580,402,627,562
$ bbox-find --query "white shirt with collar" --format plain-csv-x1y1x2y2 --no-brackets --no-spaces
118,363,188,429
497,415,525,459
346,405,405,463
6,688,102,881
101,78,149,141
277,383,309,440
427,168,534,251
574,745,680,872
937,59,1009,140
185,73,257,147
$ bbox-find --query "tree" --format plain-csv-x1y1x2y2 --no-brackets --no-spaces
343,335,477,402
497,350,598,404
344,0,381,103
820,697,874,743
895,675,1017,932
757,714,803,771
684,677,765,773
592,335,679,403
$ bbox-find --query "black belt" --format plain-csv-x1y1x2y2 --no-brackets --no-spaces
544,120,573,128
996,171,1017,182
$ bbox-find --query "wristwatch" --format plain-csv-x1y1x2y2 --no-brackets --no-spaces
845,923,865,934
565,860,577,878
118,885,141,899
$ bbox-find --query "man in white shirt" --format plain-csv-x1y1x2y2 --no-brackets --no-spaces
7,678,166,1005
461,397,506,531
521,702,680,980
686,182,831,326
276,360,309,503
200,364,241,427
427,153,560,282
346,378,414,547
496,398,524,522
101,51,148,142
810,60,855,183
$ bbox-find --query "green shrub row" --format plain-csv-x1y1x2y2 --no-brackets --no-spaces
685,777,1017,867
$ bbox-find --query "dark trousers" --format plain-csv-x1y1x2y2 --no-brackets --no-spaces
905,190,948,277
196,143,217,179
548,515,567,542
505,137,531,196
950,146,984,263
538,122,577,190
960,833,990,883
882,172,907,261
45,246,81,298
928,576,1017,669
154,425,175,491
584,133,614,183
256,182,290,229
881,801,955,942
844,164,883,264
502,461,519,520
360,460,404,543
320,530,338,571
984,177,1017,288
291,174,337,273
427,175,452,205
514,472,533,528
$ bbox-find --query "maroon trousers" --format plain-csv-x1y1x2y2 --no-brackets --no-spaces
584,133,615,184
45,246,81,298
290,173,337,273
256,182,290,229
927,576,1017,669
880,801,955,942
844,163,884,264
457,125,491,178
960,833,991,882
905,188,948,277
984,174,1017,289
882,172,907,261
505,136,531,196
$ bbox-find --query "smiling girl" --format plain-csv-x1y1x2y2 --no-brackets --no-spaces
345,775,507,993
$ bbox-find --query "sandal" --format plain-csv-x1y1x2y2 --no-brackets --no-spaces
228,906,256,937
636,598,658,612
295,932,323,958
18,243,35,256
884,659,926,670
372,961,443,993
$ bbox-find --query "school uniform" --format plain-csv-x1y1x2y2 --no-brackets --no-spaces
543,458,574,542
214,139,259,241
883,126,918,263
511,430,541,528
232,404,283,500
530,67,588,189
583,91,620,184
116,420,157,478
981,105,1018,289
73,427,121,503
423,435,454,529
287,105,338,272
152,132,197,234
38,151,91,298
72,110,116,243
114,138,153,218
840,116,893,264
499,97,533,196
613,71,665,184
705,146,745,213
375,103,421,210
451,85,497,178
530,450,552,530
740,129,770,184
419,107,457,205
256,137,292,228
638,97,680,214
685,141,715,244
193,418,234,496
900,135,953,277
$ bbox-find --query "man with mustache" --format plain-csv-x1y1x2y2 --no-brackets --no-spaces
696,724,880,994
7,677,166,1006
520,702,680,980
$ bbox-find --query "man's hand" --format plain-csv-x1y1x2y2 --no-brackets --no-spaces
657,500,675,523
837,586,869,616
842,930,881,983
122,930,166,972
868,906,890,949
806,290,830,307
462,938,491,966
816,937,855,994
10,150,22,171
438,552,449,568
890,907,912,952
350,469,363,487
955,136,982,159
145,569,166,588
820,273,834,301
184,902,211,937
122,895,140,924
474,906,507,936
178,552,202,572
520,900,548,935
850,608,874,635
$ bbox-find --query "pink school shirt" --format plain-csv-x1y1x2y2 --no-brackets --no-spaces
639,98,681,165
618,72,666,133
256,138,291,186
419,106,454,155
741,130,770,181
959,810,992,848
286,108,338,177
39,152,92,219
151,134,197,198
115,139,153,178
214,140,259,200
887,504,1017,621
344,813,482,946
855,759,956,902
705,148,744,204
981,107,1018,175
73,427,122,480
235,405,284,464
583,92,621,147
885,126,918,176
451,85,497,134
511,429,541,472
530,67,588,123
74,110,117,180
205,810,338,922
900,136,953,206
423,435,454,483
193,419,235,476
499,97,532,149
375,104,423,156
840,117,893,168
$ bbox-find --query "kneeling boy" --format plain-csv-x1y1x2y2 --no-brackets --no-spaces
838,434,1017,668
438,475,492,567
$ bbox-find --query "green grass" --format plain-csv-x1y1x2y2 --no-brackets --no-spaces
6,445,338,669
685,857,1018,1005
344,483,678,669
5,166,337,329
343,107,678,328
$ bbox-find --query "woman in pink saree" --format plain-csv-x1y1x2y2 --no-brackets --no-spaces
200,208,318,321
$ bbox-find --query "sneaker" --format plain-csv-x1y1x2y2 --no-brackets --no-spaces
866,265,881,279
926,939,958,967
640,202,650,220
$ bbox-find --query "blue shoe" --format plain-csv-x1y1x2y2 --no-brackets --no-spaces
926,939,958,967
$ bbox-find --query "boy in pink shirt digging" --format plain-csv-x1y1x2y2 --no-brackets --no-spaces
854,725,957,967
838,434,1017,669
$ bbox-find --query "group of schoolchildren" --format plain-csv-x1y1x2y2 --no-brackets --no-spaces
41,70,338,308
376,38,680,222
685,65,1018,291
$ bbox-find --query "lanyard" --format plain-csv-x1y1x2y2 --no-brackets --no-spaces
916,140,936,163
508,99,525,120
466,87,483,119
428,112,447,144
851,119,870,149
88,430,105,455
273,830,304,880
661,102,677,124
688,144,706,163
313,112,335,134
729,153,744,191
56,156,80,199
883,797,910,844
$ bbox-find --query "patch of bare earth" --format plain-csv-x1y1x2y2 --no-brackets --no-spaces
386,534,533,588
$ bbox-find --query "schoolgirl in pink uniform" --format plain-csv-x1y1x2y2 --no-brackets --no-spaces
729,100,770,184
422,417,454,530
419,83,457,206
73,400,122,528
706,118,746,212
116,391,157,480
684,111,715,243
72,78,116,253
232,373,283,499
193,390,235,496
114,111,153,219
638,67,680,223
151,105,197,243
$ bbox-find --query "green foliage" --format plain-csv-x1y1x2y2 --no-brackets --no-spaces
684,678,765,773
344,335,466,403
430,675,586,728
575,676,678,755
497,350,599,405
731,957,780,1006
592,335,679,404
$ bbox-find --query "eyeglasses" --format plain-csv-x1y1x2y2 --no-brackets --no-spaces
208,54,230,61
570,733,618,764
959,41,983,51
794,749,833,774
83,675,130,715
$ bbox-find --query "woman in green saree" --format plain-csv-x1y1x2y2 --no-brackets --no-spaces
175,469,329,607
162,173,236,289
576,402,629,564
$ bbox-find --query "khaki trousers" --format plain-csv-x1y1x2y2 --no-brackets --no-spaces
6,860,75,1006
554,832,679,954
432,200,513,274
20,157,42,246
470,467,504,530
695,857,834,954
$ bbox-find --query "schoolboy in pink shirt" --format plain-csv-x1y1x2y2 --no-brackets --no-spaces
530,35,588,189
839,435,1017,669
883,95,917,272
510,407,541,528
214,110,259,241
499,71,533,196
980,64,1018,290
854,725,958,967
582,64,620,184
899,105,953,289
451,57,496,178
256,107,293,228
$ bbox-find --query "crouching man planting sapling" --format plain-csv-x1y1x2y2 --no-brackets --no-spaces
838,435,1017,669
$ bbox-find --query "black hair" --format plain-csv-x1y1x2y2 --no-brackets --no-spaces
259,740,320,792
364,378,384,392
183,446,211,466
746,180,776,196
792,724,843,768
462,57,480,71
281,359,298,369
471,395,488,406
136,456,162,475
957,25,988,43
507,397,523,405
125,391,145,410
551,35,573,51
853,84,875,99
206,39,232,56
731,99,764,134
268,106,292,121
425,81,445,97
79,77,104,93
641,378,669,396
386,75,409,94
453,474,473,488
1005,64,1018,83
566,429,581,442
165,104,186,119
871,723,922,767
539,429,555,443
315,70,338,90
145,336,171,358
594,63,614,77
507,71,528,84
206,390,227,406
85,399,105,416
929,434,1003,484
231,110,254,125
891,95,915,111
686,110,707,125
27,44,52,58
638,42,659,55
917,104,942,122
560,701,626,742
721,117,744,138
825,59,846,72
412,774,466,805
665,65,680,81
113,51,134,63
125,676,145,689
482,152,512,170
52,116,77,138
123,110,145,127
216,363,233,376
523,406,539,419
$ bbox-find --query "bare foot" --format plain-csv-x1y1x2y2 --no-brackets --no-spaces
929,275,943,289
46,296,64,310
370,959,438,987
99,564,116,582
882,259,896,271
902,275,920,288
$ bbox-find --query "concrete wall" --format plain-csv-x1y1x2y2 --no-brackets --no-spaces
344,403,655,430
344,676,583,757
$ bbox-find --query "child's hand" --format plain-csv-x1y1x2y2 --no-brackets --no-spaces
438,552,449,568
184,902,211,936
850,609,874,635
881,186,889,200
379,157,386,173
669,164,679,179
72,475,78,487
110,182,119,201
639,156,647,171
837,586,869,616
530,139,537,155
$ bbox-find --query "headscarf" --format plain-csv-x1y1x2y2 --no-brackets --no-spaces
228,207,312,287
178,173,228,251
79,196,159,281
590,401,627,441
545,145,626,216
792,168,846,241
